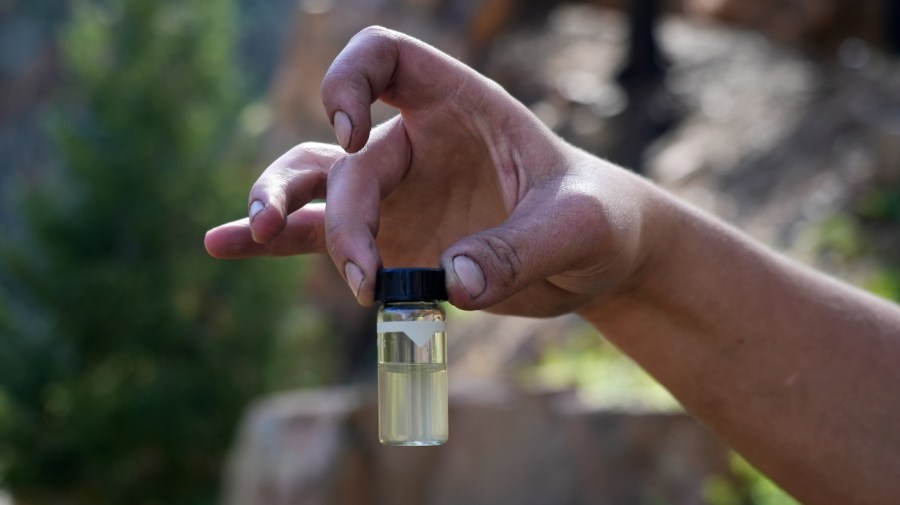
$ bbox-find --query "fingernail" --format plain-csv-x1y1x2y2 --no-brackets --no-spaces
249,200,265,222
344,261,364,299
333,110,352,150
452,255,485,298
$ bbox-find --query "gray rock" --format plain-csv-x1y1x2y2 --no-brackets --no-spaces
223,383,731,505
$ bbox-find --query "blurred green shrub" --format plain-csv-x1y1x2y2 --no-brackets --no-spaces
0,0,305,503
521,322,681,412
813,186,900,304
857,187,900,302
857,188,900,223
704,453,800,505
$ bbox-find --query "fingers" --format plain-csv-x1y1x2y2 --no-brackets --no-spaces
324,116,411,306
247,142,342,244
205,204,327,258
321,26,470,153
206,115,413,310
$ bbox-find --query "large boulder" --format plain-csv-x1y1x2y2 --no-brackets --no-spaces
223,383,731,505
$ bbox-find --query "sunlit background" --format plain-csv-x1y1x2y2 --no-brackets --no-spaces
1,0,899,503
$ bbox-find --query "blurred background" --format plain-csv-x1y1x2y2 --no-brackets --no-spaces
1,0,899,504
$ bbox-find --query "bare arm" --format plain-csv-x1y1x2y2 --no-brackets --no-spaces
204,27,900,504
581,189,900,504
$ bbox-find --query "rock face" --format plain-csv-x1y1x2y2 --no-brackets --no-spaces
223,384,731,505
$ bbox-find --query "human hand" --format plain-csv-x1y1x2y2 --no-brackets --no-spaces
205,26,657,317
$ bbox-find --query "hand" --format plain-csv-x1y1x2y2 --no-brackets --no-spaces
205,26,656,317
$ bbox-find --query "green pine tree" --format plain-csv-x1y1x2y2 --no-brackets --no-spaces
0,1,303,502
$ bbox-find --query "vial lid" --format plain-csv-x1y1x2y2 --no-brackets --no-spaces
375,268,448,303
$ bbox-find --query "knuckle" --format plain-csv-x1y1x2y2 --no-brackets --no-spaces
291,140,328,153
325,156,349,188
355,25,401,47
357,25,391,39
288,140,318,153
325,219,351,256
321,69,362,108
285,142,339,169
321,66,373,112
476,233,523,290
324,219,375,260
321,65,357,89
285,141,325,163
319,72,340,101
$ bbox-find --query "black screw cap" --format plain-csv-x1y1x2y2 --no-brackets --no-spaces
375,268,448,303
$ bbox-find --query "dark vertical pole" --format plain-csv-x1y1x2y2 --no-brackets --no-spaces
887,0,900,54
612,0,678,175
617,0,666,87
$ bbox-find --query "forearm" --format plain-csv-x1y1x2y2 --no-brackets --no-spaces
580,183,900,505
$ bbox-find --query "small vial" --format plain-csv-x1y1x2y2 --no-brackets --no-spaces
375,268,448,446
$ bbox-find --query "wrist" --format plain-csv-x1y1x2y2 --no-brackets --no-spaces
575,175,682,324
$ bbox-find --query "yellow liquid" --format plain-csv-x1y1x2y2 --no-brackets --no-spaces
378,362,448,446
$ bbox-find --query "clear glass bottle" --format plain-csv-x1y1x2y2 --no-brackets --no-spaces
375,268,448,446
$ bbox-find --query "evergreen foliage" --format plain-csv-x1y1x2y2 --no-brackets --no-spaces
0,1,301,502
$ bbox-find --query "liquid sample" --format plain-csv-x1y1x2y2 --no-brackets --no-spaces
378,362,448,446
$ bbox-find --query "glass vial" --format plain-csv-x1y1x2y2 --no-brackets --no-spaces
375,268,448,446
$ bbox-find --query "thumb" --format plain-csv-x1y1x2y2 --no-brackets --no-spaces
441,194,597,310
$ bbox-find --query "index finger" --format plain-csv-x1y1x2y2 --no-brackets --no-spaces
324,116,412,306
320,25,471,153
